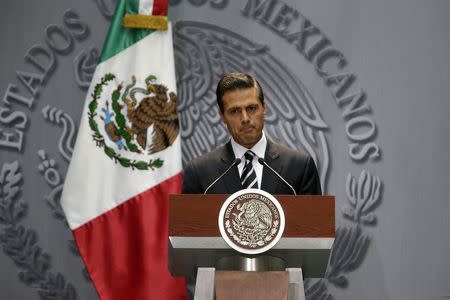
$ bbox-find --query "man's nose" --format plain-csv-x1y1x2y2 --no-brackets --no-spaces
241,110,250,122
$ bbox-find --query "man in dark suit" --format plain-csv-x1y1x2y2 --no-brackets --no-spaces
182,72,321,195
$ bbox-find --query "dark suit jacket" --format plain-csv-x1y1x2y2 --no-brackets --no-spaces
182,139,322,195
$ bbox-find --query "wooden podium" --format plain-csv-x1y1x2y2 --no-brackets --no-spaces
169,194,334,300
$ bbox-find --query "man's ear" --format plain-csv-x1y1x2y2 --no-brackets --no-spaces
219,109,225,122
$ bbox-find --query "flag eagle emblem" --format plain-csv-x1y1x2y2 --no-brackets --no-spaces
88,73,179,170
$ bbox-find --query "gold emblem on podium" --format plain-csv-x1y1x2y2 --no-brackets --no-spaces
218,189,285,255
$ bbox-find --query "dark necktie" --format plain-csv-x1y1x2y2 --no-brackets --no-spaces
241,150,258,189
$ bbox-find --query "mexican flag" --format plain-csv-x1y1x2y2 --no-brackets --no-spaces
61,0,186,299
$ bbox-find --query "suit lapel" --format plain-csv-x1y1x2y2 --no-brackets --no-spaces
220,141,242,194
261,140,283,194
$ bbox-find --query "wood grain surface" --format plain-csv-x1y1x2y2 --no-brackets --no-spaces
169,194,334,237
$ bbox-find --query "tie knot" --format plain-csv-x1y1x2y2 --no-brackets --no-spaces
244,150,255,162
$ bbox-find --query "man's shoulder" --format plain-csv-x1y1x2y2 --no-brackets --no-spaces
267,140,311,162
186,143,229,168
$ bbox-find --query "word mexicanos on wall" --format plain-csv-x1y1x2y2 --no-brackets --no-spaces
171,0,381,162
241,0,380,162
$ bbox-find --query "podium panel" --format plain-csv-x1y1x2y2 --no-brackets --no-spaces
169,194,334,278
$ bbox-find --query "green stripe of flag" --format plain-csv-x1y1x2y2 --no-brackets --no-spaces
99,0,154,63
125,0,140,14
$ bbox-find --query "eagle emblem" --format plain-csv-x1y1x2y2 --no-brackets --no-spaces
219,190,285,254
233,199,272,231
88,73,179,170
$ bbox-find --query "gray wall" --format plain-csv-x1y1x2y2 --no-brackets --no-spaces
1,0,449,299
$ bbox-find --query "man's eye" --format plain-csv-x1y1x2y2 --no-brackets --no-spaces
247,106,258,113
229,108,239,115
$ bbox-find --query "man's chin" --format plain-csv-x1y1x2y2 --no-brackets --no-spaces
236,137,259,148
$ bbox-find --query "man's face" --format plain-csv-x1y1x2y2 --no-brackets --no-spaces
220,87,265,149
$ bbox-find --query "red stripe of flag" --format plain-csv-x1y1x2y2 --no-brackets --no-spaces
152,0,169,16
73,173,186,300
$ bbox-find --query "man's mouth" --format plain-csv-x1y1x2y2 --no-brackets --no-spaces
240,126,254,133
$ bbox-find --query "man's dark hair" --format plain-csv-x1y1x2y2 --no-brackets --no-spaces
216,72,264,112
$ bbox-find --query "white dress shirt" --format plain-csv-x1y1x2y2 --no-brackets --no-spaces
230,132,267,189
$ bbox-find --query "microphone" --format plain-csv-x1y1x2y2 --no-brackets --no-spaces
257,157,297,195
204,158,241,194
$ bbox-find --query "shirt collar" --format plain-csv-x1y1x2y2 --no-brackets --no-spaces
231,131,267,161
